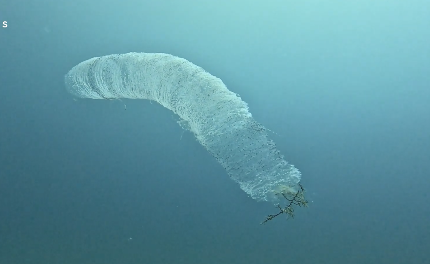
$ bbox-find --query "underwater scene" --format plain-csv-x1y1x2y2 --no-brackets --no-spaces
1,1,429,263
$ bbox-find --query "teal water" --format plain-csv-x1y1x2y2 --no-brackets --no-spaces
0,1,429,263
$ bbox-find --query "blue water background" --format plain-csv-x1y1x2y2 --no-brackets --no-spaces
0,1,429,263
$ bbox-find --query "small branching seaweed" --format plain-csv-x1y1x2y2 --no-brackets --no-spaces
261,183,308,224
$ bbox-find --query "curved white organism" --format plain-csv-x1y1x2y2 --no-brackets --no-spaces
65,52,302,204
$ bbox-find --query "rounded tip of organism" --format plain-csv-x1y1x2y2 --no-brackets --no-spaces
273,184,297,196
